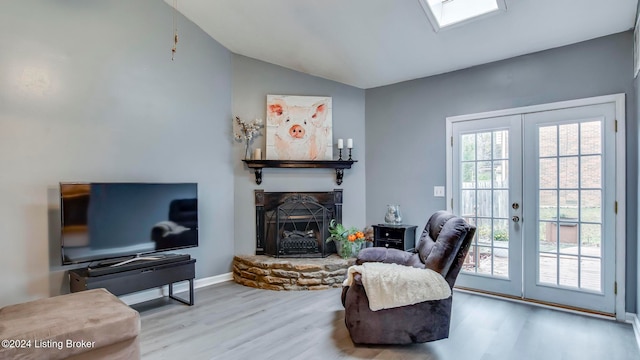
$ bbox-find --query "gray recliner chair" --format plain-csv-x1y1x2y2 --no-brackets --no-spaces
341,210,475,344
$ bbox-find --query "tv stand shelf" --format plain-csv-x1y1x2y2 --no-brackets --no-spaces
69,256,196,306
242,159,357,185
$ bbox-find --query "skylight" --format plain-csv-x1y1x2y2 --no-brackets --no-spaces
419,0,506,31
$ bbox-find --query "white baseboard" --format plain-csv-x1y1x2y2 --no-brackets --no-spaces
456,288,617,320
119,272,233,305
627,313,640,352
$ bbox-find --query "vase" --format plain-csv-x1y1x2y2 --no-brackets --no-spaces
244,139,251,160
335,239,364,259
384,205,402,225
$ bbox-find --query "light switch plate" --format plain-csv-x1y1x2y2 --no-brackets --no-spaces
434,186,445,197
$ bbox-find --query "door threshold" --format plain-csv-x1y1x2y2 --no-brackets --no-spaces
454,286,616,320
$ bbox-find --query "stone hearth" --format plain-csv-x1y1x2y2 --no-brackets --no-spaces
233,255,355,290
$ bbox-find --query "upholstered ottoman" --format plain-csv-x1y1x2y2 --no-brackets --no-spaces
0,288,140,360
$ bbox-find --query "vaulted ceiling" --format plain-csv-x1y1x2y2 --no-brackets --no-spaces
169,0,638,89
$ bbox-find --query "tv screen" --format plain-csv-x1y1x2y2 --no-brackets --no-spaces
60,182,198,265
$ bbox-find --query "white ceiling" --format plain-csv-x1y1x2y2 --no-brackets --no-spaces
169,0,638,89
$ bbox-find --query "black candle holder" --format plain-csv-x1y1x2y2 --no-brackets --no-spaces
338,148,343,161
348,148,353,161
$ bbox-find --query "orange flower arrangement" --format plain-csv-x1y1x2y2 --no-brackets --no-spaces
327,220,371,258
347,231,365,242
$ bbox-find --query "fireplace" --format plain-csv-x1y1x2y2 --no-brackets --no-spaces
255,190,342,258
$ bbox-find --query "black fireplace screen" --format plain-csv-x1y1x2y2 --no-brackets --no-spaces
255,190,342,258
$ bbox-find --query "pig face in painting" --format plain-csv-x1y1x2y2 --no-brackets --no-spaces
267,98,330,160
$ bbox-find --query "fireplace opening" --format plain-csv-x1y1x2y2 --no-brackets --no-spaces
255,190,342,258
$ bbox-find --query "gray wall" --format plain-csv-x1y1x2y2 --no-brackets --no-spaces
636,64,640,319
0,0,233,306
232,55,366,256
636,0,640,321
365,32,638,312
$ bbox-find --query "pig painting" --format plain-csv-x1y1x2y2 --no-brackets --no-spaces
265,95,333,160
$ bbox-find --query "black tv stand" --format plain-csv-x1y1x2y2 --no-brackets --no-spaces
69,254,196,306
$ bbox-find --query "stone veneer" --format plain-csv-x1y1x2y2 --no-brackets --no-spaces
233,254,355,290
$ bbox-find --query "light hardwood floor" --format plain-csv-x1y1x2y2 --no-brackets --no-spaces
133,281,639,360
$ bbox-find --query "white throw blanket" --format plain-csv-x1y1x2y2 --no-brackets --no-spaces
343,262,451,311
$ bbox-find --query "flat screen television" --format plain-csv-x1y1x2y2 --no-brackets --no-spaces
60,182,198,265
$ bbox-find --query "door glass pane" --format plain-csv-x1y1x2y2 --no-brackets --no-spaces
493,190,508,218
559,256,579,287
580,224,601,254
559,124,579,156
494,218,510,277
580,258,601,291
494,219,509,248
539,190,557,220
477,218,492,246
477,132,492,160
461,190,476,217
539,253,558,285
493,160,508,188
477,190,492,217
493,130,508,159
559,190,579,219
477,246,492,275
494,250,508,277
462,163,476,187
462,134,476,161
581,156,601,188
559,157,578,188
581,191,601,223
477,162,492,188
539,221,556,252
539,126,557,157
558,223,579,254
539,158,557,188
580,121,601,154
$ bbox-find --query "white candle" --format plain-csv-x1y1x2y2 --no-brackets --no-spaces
252,148,262,160
347,138,353,149
337,139,343,149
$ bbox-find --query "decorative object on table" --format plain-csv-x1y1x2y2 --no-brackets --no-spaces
233,116,263,160
266,95,332,160
384,204,402,225
337,138,344,160
327,220,371,259
347,138,353,161
363,225,375,248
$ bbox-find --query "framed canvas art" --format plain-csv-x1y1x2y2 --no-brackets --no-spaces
266,95,333,160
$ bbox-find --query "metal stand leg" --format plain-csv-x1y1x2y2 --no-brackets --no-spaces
168,279,194,306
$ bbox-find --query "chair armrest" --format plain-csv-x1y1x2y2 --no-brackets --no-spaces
341,273,363,306
356,247,424,268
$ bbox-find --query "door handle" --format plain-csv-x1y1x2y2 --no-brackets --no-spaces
512,215,520,223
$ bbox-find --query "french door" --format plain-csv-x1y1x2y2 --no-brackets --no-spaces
452,115,523,297
450,99,620,315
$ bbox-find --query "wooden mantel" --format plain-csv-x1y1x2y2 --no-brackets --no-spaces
242,159,357,185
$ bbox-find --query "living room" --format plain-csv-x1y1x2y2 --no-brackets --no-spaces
1,0,639,359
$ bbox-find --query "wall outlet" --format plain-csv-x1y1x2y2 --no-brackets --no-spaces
434,186,445,197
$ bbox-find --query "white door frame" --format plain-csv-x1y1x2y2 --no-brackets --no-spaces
445,94,626,320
